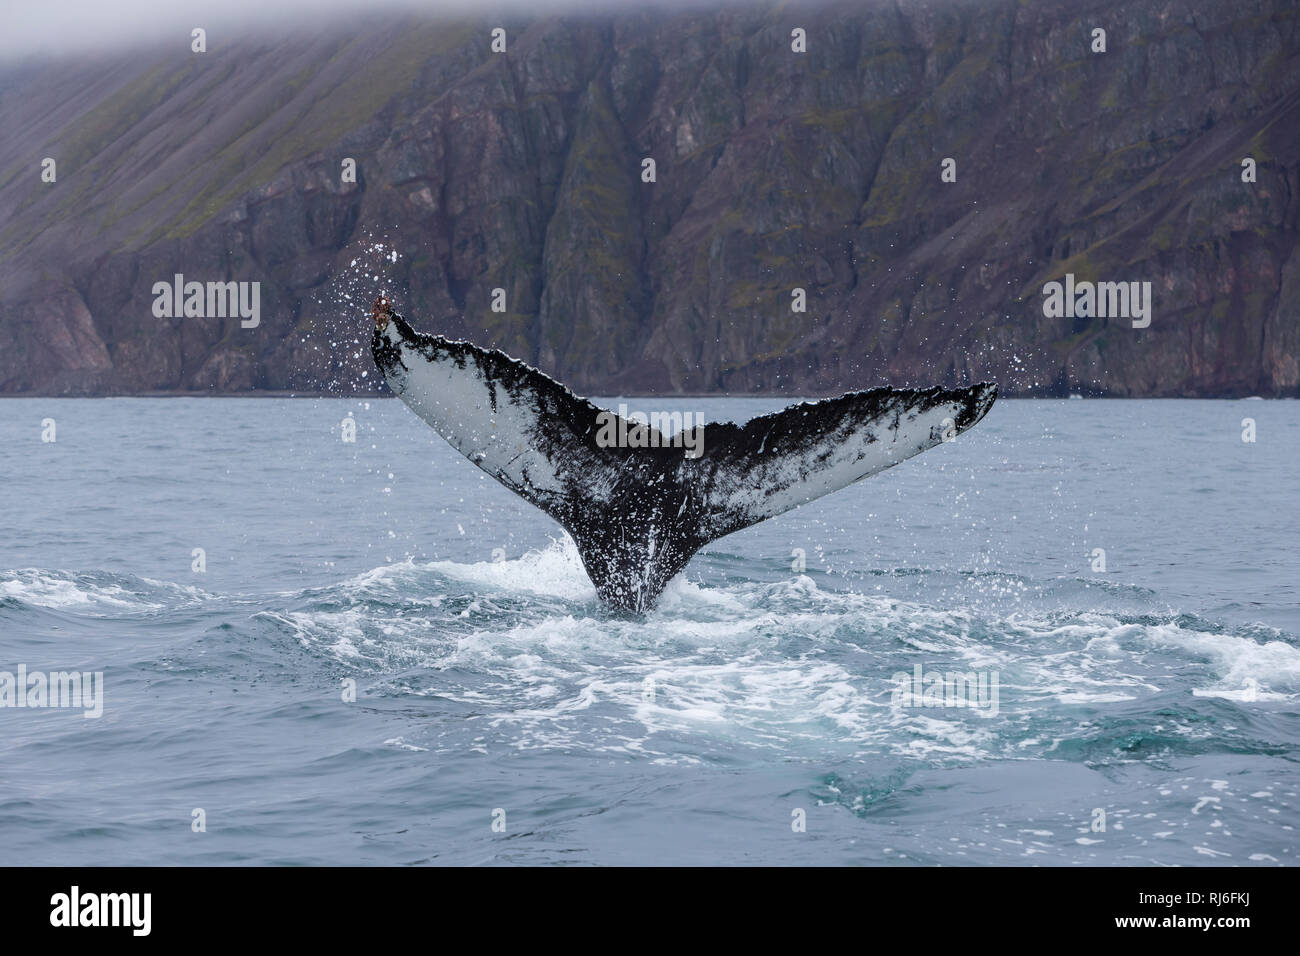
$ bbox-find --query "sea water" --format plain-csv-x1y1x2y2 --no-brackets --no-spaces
0,397,1295,865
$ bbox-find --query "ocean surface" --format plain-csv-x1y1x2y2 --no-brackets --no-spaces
1,396,1296,866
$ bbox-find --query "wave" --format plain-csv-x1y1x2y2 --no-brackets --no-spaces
5,544,1296,766
0,568,214,614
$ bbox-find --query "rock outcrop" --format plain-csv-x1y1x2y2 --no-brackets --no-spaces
0,0,1296,396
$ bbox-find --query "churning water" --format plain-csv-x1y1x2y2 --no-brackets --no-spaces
1,397,1296,864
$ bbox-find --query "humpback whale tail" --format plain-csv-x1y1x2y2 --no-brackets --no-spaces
369,297,997,612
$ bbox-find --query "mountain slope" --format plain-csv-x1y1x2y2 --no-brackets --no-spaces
1,0,1297,396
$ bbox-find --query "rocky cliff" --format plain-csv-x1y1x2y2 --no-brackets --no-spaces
1,0,1297,397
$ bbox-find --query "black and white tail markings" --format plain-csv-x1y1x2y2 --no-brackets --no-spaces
370,297,998,611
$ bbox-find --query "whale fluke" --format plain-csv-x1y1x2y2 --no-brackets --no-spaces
370,297,997,611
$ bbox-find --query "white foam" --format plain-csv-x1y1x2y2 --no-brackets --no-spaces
0,570,161,611
1146,626,1300,701
250,554,1300,762
266,609,366,658
426,537,596,601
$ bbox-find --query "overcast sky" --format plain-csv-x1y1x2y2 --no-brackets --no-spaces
1,0,749,61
